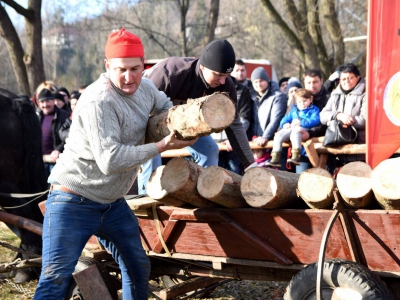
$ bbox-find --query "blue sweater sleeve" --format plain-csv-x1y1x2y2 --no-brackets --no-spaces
299,105,321,128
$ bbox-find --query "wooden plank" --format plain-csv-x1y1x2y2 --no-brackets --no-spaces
126,197,163,210
159,277,222,300
138,207,353,265
73,264,117,300
219,211,293,265
161,141,291,158
153,220,178,253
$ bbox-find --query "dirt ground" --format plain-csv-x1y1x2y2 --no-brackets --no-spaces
0,222,287,299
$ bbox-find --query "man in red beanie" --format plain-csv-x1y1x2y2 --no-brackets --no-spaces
34,28,197,300
138,39,256,194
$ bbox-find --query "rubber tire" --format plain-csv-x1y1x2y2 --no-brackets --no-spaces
63,257,98,300
284,259,393,300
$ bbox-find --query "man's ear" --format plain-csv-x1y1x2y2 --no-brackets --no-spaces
200,64,204,71
104,59,109,71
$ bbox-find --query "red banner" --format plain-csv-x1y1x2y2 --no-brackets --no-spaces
366,0,400,168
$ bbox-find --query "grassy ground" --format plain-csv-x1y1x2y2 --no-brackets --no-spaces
0,222,37,299
0,222,286,299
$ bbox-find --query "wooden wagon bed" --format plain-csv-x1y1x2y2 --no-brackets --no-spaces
137,205,400,279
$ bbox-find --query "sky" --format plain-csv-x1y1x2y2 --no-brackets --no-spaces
5,0,108,30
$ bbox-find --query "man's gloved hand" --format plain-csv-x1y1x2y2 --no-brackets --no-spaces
244,162,258,172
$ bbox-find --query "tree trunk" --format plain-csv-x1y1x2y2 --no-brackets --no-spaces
202,0,219,46
371,157,400,210
336,161,374,208
161,158,220,208
297,167,335,209
146,165,187,207
0,5,30,95
25,0,45,95
145,92,236,143
241,167,302,209
197,166,247,208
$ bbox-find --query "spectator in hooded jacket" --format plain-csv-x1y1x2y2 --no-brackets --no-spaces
249,67,288,147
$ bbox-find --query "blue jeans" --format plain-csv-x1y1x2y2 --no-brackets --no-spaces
137,135,219,194
218,151,243,175
34,191,150,300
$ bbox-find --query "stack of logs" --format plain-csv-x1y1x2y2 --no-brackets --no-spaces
146,157,400,210
142,91,400,210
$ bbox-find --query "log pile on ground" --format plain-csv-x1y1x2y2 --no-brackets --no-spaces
296,168,335,209
371,157,400,210
145,92,236,143
336,161,374,208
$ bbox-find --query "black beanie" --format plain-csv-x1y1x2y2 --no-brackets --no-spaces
279,77,290,87
53,92,65,103
200,39,235,73
38,88,54,102
56,87,70,99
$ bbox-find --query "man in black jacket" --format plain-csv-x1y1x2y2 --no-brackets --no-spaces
37,88,70,178
301,69,331,140
138,40,255,194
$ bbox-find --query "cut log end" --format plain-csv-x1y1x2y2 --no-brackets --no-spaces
240,167,277,208
337,161,373,208
197,166,246,208
146,166,186,207
201,94,236,130
371,157,400,210
297,168,335,209
161,158,193,193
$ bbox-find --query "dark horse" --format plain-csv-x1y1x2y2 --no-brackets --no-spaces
0,88,47,283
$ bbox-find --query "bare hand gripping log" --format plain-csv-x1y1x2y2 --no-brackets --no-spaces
145,92,236,143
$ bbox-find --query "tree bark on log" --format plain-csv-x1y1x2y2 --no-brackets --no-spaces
297,168,335,209
146,166,187,207
161,158,220,208
145,92,236,143
336,161,374,208
240,167,302,209
197,166,247,208
371,157,400,210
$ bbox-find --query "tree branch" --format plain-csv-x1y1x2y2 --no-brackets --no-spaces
1,0,32,19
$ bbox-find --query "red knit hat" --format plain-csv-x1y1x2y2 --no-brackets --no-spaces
105,28,144,59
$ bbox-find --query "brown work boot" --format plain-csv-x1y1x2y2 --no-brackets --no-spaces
287,148,301,165
265,151,281,168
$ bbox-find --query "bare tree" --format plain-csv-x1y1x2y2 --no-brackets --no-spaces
0,0,45,95
202,0,219,46
258,0,344,77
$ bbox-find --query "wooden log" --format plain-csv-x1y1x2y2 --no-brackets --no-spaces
197,166,247,208
161,158,220,208
336,161,374,208
146,166,187,207
297,168,335,209
0,211,42,236
73,264,117,300
371,157,400,210
145,92,236,143
240,167,302,209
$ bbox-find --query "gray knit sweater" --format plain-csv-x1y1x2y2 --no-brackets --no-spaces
49,73,172,203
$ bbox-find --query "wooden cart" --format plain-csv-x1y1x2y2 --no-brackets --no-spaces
1,192,399,299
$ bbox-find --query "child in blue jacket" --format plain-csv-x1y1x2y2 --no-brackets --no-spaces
266,89,320,167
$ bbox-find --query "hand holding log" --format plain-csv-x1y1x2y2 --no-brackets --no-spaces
146,92,236,143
